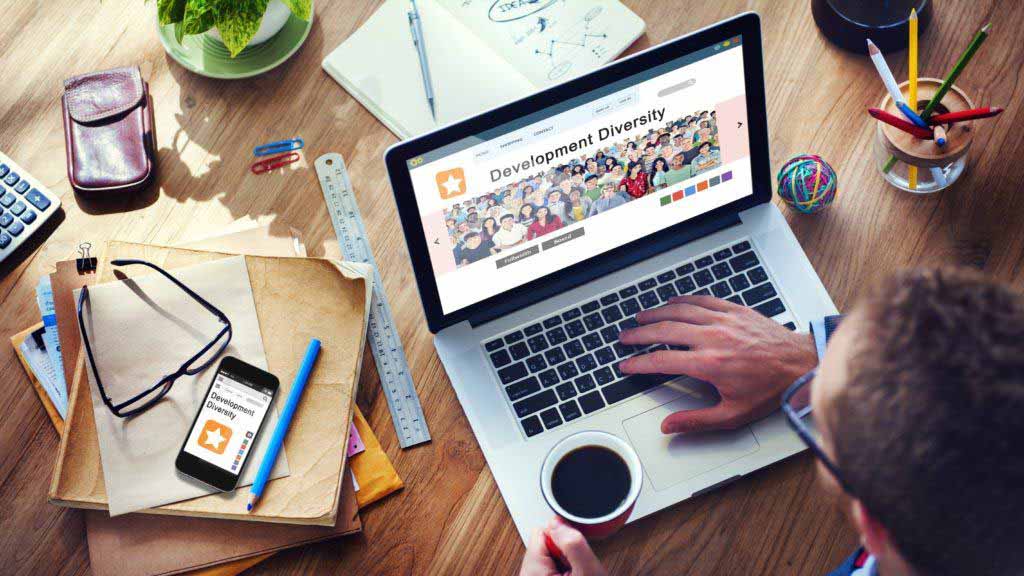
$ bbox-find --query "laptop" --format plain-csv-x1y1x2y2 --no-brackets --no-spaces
384,12,837,542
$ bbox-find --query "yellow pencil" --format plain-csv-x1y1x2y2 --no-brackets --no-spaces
908,8,919,190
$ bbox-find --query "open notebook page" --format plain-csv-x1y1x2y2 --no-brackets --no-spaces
435,0,646,88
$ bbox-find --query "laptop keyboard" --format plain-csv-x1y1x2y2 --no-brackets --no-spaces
482,238,796,439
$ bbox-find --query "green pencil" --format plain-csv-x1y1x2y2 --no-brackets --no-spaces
883,22,993,173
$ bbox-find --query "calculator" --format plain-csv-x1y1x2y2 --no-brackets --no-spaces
0,151,61,265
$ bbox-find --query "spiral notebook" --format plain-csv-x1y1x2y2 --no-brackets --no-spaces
323,0,645,139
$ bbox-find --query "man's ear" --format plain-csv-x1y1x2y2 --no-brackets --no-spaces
851,499,892,556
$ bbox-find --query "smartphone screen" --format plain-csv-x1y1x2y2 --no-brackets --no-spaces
176,356,279,491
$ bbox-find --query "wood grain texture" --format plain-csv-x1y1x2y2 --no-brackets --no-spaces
2,0,1022,574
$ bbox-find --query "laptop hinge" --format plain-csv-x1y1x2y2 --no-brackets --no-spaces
468,211,742,329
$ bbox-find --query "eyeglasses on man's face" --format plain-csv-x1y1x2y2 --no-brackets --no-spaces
77,259,232,418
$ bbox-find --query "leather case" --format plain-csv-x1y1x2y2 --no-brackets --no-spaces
61,66,155,196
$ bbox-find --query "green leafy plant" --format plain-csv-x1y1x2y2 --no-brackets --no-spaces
157,0,311,57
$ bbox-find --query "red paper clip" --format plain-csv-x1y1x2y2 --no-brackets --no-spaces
250,152,300,174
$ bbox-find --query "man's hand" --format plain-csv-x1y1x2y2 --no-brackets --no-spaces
618,295,818,434
519,517,608,576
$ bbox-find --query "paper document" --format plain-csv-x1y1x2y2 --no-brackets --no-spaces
19,329,64,417
35,276,67,415
76,256,289,516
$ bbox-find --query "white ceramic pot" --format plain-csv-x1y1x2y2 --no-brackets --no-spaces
205,0,292,47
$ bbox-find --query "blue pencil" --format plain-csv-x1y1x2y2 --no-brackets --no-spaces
247,338,321,512
896,101,929,128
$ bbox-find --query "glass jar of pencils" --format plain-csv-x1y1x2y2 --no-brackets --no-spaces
873,78,974,193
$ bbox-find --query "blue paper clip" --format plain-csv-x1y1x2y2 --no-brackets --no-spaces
253,137,304,157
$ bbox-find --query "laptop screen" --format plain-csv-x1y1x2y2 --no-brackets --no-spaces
406,36,751,315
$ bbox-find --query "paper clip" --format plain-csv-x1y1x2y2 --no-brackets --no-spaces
251,152,300,174
253,137,304,157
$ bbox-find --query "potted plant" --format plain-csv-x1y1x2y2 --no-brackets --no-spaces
157,0,312,57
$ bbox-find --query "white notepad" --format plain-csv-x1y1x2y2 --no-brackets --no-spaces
323,0,645,139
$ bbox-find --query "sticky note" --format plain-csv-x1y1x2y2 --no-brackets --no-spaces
347,422,366,457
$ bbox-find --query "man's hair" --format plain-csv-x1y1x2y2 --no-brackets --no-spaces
499,214,514,222
464,232,479,241
585,174,598,182
834,268,1024,576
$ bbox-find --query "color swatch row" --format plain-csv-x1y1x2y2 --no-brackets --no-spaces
659,170,732,206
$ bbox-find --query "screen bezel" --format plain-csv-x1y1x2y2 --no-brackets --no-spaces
175,356,279,492
384,12,770,333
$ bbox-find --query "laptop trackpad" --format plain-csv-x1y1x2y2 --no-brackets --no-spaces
623,384,761,492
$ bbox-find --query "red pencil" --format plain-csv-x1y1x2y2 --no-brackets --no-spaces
926,107,1003,124
867,108,934,139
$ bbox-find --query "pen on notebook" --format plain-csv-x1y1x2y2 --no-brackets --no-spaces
408,0,436,121
247,338,321,512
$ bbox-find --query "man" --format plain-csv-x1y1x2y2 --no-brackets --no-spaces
690,142,721,175
547,188,571,223
663,153,693,187
599,163,624,188
492,214,526,250
642,144,658,173
458,231,492,265
587,182,627,217
520,268,1024,576
582,174,602,202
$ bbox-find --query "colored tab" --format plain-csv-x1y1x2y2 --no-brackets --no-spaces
685,185,696,196
697,180,709,191
660,195,671,206
672,190,684,201
721,171,733,182
709,175,721,187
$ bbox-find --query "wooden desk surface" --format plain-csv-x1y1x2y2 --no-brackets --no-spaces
2,1,1022,574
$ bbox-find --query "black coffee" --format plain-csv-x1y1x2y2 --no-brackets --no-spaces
551,445,631,519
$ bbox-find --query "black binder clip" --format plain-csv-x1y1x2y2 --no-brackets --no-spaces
76,242,97,273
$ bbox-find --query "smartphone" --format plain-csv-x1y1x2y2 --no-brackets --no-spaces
175,356,279,492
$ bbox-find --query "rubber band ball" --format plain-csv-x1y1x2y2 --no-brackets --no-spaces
776,154,837,214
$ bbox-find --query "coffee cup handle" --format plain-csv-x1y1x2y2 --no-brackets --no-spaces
544,531,570,573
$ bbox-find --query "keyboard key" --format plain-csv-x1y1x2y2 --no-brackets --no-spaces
618,317,639,331
711,262,732,280
19,210,35,224
618,286,638,298
582,300,600,313
727,295,743,305
505,330,524,344
602,373,674,405
547,326,568,345
0,213,12,228
539,369,559,387
562,308,582,321
748,267,768,285
543,316,562,329
638,291,659,309
524,323,543,336
600,293,619,305
675,263,695,276
656,284,678,302
583,312,604,331
695,255,714,268
565,319,586,338
711,281,731,298
506,376,541,401
556,382,577,401
574,374,597,392
754,298,786,318
0,232,9,249
528,334,549,353
674,276,696,294
783,322,796,331
694,288,711,296
600,325,619,344
0,192,15,208
732,240,752,253
595,346,616,365
559,401,582,422
540,407,563,429
620,297,640,315
730,251,760,272
485,339,504,352
13,180,29,194
729,274,750,292
564,339,585,358
578,336,601,354
510,342,530,360
557,361,579,380
10,201,24,216
498,362,528,384
742,282,777,306
526,354,548,373
3,172,19,186
0,164,8,178
545,347,566,366
513,389,557,417
656,270,676,283
613,342,635,358
638,278,657,290
594,367,615,385
521,415,543,437
694,269,714,287
576,353,598,373
601,305,623,323
489,349,512,368
578,391,605,414
713,248,732,261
